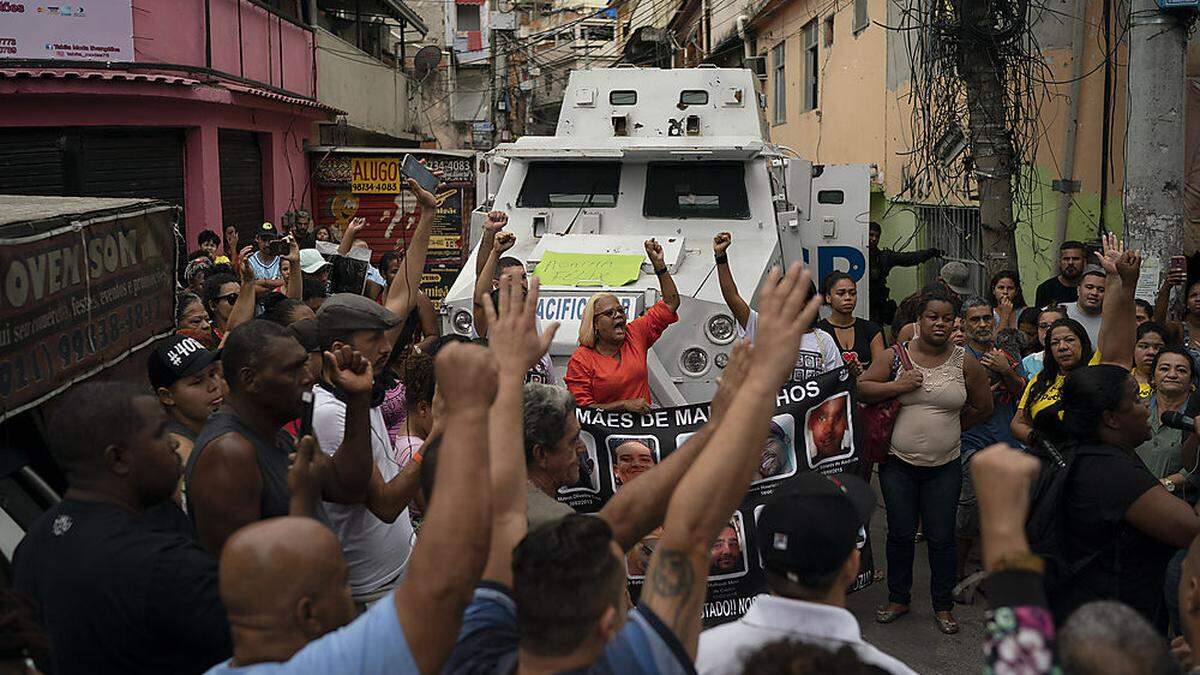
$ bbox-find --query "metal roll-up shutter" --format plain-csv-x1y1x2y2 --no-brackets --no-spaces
218,130,265,240
0,129,67,196
78,128,186,205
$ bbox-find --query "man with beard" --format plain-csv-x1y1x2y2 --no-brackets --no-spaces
1067,266,1106,345
1035,241,1087,308
313,293,420,604
611,440,655,488
808,398,850,465
709,520,745,576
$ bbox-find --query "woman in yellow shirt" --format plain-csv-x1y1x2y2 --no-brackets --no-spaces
1011,317,1099,445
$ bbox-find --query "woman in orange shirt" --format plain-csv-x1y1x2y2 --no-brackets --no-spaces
565,239,680,412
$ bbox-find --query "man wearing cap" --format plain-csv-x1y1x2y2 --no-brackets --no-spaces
148,335,225,466
696,473,916,675
299,248,332,287
1066,265,1106,345
313,293,422,604
247,222,283,281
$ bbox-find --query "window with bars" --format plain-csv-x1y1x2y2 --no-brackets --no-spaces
802,20,818,111
911,203,985,293
772,42,786,124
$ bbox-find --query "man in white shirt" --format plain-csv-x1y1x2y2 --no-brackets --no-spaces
696,473,916,675
1065,266,1105,346
313,294,421,604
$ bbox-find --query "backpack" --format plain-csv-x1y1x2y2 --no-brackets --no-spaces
1024,439,1101,593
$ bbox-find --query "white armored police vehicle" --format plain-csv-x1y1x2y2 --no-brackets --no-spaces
442,66,872,404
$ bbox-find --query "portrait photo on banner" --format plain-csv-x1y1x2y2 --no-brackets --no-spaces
608,434,661,492
803,391,854,469
707,511,749,581
557,429,601,495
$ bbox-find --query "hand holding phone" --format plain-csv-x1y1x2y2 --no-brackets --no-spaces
299,389,315,438
401,155,441,196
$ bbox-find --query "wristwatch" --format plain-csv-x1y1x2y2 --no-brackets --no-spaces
1162,478,1177,493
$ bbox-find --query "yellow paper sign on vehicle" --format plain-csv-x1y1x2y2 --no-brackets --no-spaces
351,157,402,194
533,251,645,287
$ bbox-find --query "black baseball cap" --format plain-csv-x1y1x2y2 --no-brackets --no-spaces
316,293,402,336
257,221,279,239
757,472,875,582
148,335,221,389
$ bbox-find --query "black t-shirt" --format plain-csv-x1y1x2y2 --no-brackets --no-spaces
12,499,232,675
1034,277,1078,308
817,318,885,370
1053,443,1175,625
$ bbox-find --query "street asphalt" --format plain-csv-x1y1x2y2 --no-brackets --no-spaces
843,482,988,674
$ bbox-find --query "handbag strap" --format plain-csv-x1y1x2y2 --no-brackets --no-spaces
895,341,915,371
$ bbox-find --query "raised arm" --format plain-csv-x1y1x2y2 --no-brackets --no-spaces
640,262,822,657
383,178,438,343
473,224,515,337
337,217,365,257
597,344,750,551
395,343,496,674
646,238,679,312
224,246,280,337
1154,264,1186,342
475,212,501,277
1096,233,1140,368
970,445,1058,675
313,347,376,504
414,291,440,353
283,236,302,300
713,232,750,327
480,275,558,586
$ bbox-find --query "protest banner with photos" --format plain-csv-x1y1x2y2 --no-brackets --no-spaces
557,367,871,626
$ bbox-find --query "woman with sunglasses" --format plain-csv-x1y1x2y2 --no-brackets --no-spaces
565,239,680,412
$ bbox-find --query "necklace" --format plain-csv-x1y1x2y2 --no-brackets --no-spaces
825,318,856,329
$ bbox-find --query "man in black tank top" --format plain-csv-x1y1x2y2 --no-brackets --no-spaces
186,320,377,556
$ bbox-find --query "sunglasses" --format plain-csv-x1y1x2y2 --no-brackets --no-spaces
218,293,240,304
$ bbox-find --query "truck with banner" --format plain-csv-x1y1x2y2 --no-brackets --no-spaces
0,194,179,579
440,67,872,405
0,195,178,422
308,148,479,309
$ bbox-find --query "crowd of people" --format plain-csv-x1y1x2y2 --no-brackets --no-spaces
8,183,1200,675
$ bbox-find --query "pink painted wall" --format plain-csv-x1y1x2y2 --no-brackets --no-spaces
133,0,316,98
0,88,318,246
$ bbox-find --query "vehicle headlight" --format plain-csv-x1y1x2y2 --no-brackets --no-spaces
704,314,736,345
451,309,474,335
680,347,709,376
714,352,729,369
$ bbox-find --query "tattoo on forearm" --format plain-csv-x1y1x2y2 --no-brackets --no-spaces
646,548,696,631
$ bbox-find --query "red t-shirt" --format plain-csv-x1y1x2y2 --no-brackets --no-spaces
565,301,679,407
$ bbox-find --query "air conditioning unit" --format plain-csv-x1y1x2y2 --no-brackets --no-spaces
745,55,767,81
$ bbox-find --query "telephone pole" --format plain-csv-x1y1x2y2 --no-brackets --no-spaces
1123,0,1187,262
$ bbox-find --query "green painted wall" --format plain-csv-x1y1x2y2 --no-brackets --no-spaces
870,165,1123,310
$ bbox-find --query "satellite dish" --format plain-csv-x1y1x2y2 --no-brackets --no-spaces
414,46,442,77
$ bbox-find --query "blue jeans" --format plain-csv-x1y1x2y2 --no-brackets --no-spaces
880,455,962,611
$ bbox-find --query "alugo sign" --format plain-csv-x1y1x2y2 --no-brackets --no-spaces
350,158,402,194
